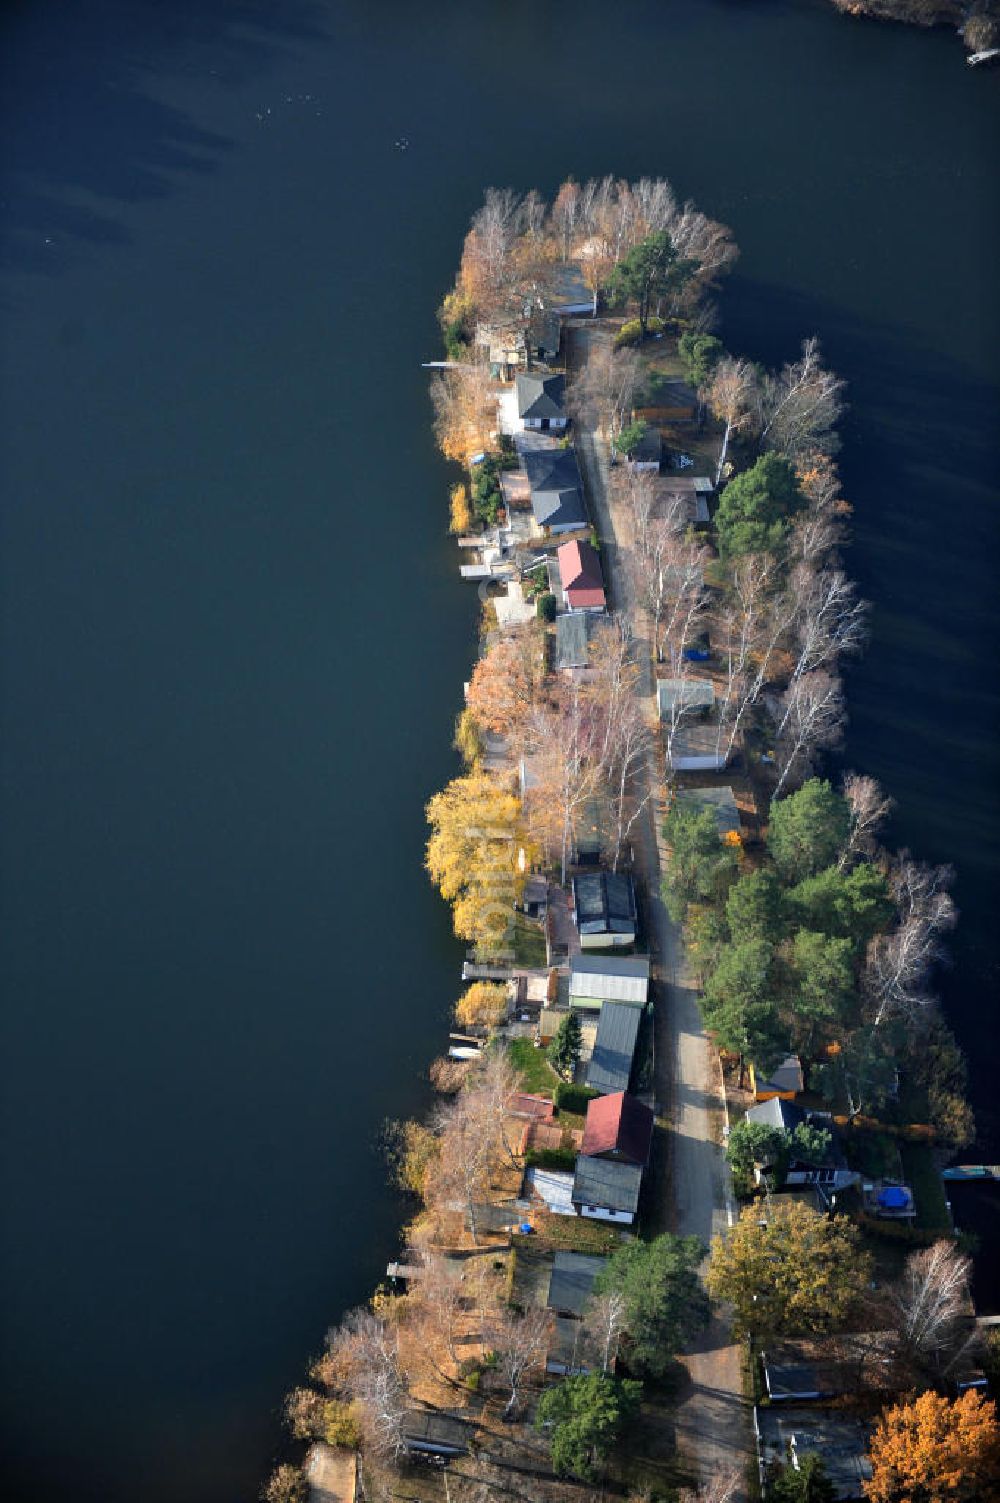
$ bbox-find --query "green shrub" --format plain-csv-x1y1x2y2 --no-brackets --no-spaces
525,1146,578,1171
537,592,557,623
555,1080,599,1115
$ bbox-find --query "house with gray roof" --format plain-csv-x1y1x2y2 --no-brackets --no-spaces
667,719,729,773
571,1155,644,1224
569,954,650,1011
516,372,568,432
586,1003,642,1095
572,870,637,949
546,1251,607,1317
556,610,596,671
657,678,715,720
522,445,588,534
756,1407,872,1500
745,1097,859,1195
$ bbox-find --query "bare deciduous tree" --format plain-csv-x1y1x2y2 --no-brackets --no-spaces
582,1288,629,1374
772,669,846,797
569,337,640,448
327,1308,406,1460
840,771,895,868
756,336,846,462
713,554,797,766
891,1240,981,1380
483,1303,553,1417
528,683,602,885
707,355,758,486
864,858,957,1028
678,1470,743,1503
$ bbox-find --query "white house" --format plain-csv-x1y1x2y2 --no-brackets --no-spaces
515,372,568,433
667,720,729,773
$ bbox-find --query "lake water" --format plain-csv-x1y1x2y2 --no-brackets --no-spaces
1,2,997,1498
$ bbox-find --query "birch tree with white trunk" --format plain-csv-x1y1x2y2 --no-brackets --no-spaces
864,857,957,1029
772,669,846,797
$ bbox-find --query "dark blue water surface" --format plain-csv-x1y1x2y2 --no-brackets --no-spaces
1,2,997,1499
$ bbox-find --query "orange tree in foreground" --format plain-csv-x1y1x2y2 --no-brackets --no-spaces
865,1389,1000,1503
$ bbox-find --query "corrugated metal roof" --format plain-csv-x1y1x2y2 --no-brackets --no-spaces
570,954,649,1004
556,611,593,669
586,1006,642,1095
656,678,714,716
571,1156,643,1214
676,785,740,836
573,870,637,936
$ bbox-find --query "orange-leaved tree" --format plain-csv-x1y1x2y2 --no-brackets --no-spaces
865,1389,1000,1503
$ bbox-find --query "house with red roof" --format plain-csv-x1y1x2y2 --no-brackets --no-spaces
581,1091,654,1165
556,539,606,613
571,1093,654,1224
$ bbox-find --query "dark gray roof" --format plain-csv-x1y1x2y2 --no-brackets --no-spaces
546,1251,608,1316
522,446,588,531
630,427,662,463
756,1408,872,1499
556,611,594,669
516,372,566,421
746,1099,846,1172
586,1003,642,1095
403,1409,472,1456
572,1156,643,1215
573,870,637,937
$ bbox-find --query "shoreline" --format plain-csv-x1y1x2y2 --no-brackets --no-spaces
260,178,984,1503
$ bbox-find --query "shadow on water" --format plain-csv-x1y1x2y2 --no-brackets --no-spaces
0,0,329,274
723,273,1000,1304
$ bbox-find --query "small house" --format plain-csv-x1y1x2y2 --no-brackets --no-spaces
545,263,594,316
557,538,606,613
555,610,596,671
527,307,562,363
572,870,637,949
571,1155,644,1225
569,954,650,1012
749,1055,805,1102
581,1091,654,1165
635,381,699,424
402,1409,473,1458
538,1007,565,1046
667,720,729,773
745,1097,859,1194
586,1002,642,1096
627,426,662,474
523,444,589,535
476,319,528,380
656,678,714,721
546,1251,608,1317
676,785,741,839
755,1407,872,1500
516,372,568,432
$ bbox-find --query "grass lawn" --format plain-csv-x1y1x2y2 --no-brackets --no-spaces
512,913,547,967
532,1213,624,1256
900,1143,952,1231
508,1037,560,1097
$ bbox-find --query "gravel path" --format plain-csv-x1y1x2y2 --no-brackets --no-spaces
567,323,750,1496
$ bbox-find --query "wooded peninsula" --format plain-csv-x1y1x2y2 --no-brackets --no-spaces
259,178,997,1503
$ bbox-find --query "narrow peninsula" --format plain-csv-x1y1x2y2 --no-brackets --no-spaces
259,177,994,1503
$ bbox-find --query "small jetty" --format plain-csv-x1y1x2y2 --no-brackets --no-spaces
967,47,1000,66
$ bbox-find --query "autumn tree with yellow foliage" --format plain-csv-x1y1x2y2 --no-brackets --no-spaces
455,981,508,1030
865,1389,1000,1503
425,771,522,957
706,1199,871,1337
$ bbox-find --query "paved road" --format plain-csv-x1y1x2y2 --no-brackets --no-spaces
567,323,749,1496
